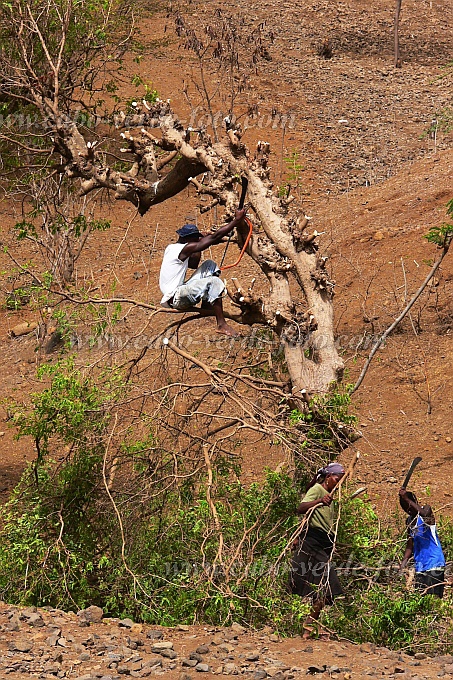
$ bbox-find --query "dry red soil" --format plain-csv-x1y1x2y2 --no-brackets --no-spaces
0,0,452,670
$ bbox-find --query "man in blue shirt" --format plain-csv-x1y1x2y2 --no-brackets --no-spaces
399,488,446,598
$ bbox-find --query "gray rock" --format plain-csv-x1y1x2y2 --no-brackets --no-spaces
223,663,239,675
190,652,204,663
160,648,177,659
79,652,91,661
6,615,21,632
20,606,37,617
152,641,174,652
119,618,135,628
182,659,198,667
195,645,210,655
146,630,164,640
9,639,34,653
78,606,104,624
246,652,260,662
231,623,246,635
128,636,144,647
44,661,61,673
253,671,267,680
27,612,45,627
108,654,123,663
118,664,131,674
195,662,210,672
127,654,142,664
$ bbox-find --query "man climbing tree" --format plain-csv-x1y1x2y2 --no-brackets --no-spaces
0,0,344,399
159,209,246,337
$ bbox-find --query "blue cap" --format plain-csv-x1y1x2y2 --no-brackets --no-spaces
176,223,202,238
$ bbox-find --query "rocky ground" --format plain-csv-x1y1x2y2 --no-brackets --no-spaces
1,603,452,680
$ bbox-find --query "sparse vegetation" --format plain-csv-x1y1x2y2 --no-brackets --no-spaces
0,359,451,652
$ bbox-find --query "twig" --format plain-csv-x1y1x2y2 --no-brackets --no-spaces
351,244,451,394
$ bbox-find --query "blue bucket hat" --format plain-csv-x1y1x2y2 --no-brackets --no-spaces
176,223,202,238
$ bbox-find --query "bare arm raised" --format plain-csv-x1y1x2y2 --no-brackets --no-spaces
178,209,247,262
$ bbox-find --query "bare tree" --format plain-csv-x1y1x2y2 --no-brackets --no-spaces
394,0,403,68
0,0,344,398
13,177,111,285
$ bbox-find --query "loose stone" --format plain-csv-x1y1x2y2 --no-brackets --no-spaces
195,662,210,672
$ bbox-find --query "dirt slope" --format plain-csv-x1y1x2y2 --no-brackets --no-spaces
1,0,452,510
0,0,452,662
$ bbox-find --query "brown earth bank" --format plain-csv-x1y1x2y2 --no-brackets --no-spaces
0,602,452,680
0,0,452,666
0,0,452,505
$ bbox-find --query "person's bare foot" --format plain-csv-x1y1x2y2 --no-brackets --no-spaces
216,323,239,337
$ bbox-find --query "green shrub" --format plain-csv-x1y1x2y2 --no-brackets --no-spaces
1,358,452,652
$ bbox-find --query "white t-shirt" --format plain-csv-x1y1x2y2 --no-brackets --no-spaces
159,243,189,305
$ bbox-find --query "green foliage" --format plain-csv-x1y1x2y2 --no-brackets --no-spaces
14,214,111,241
284,150,304,185
51,310,77,349
323,495,453,653
325,586,453,651
424,199,453,248
421,108,453,139
1,361,452,652
4,286,31,310
290,385,357,453
0,0,131,106
12,210,111,284
123,77,159,112
277,150,304,197
12,358,112,460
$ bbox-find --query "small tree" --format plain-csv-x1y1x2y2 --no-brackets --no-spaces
14,177,111,285
394,0,403,67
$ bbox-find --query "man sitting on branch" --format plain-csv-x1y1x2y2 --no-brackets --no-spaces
159,209,246,337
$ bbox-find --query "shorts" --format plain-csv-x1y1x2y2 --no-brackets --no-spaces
171,260,225,309
415,569,445,598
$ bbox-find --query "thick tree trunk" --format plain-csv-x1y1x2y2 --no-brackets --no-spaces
29,101,344,395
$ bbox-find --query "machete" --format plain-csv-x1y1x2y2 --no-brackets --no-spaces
238,176,248,209
402,456,422,489
219,176,248,268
